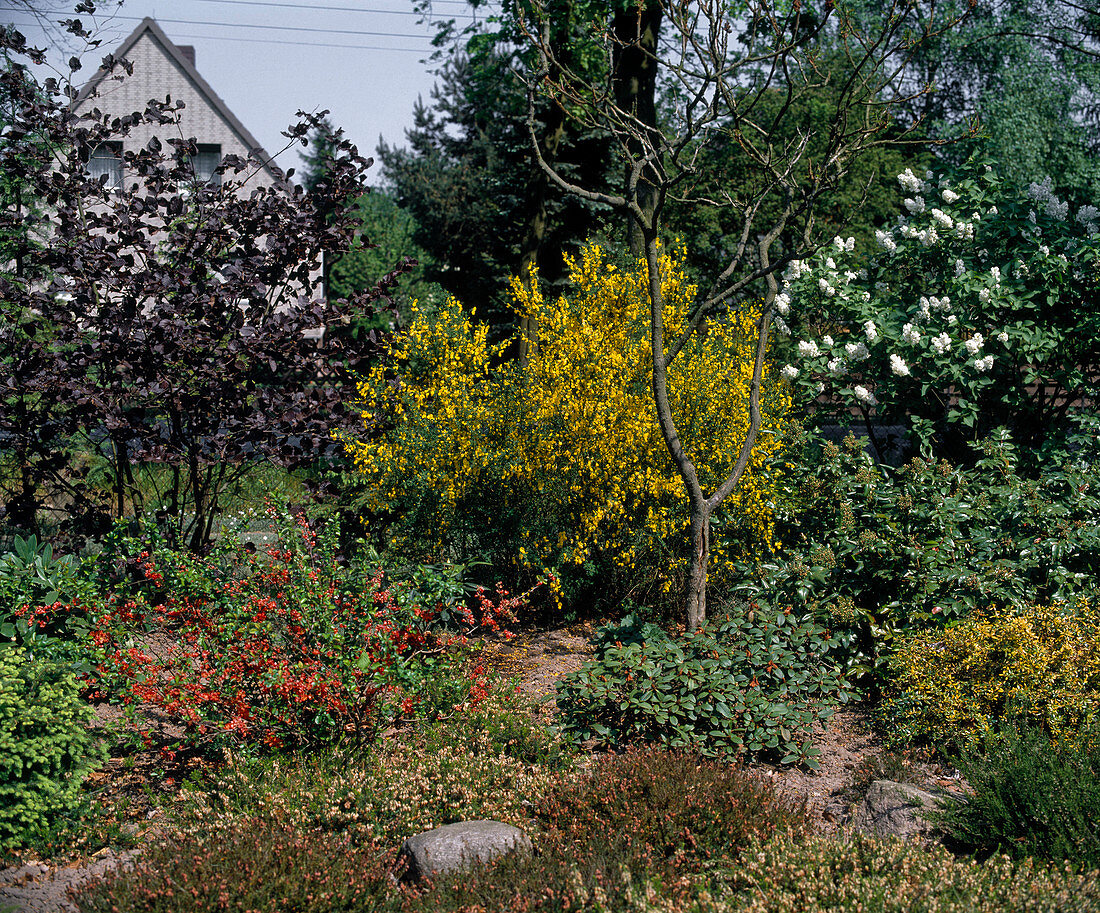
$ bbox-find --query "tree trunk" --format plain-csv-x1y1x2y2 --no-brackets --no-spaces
612,1,662,255
686,501,711,632
517,100,567,363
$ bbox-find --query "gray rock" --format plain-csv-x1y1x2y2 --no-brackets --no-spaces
851,780,950,841
400,820,532,882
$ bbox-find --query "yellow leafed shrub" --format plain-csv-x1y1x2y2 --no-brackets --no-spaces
883,602,1100,753
345,243,790,608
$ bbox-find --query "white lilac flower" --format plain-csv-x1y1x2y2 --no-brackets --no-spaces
889,354,910,377
1077,205,1100,235
920,227,939,247
818,278,833,294
875,229,898,252
979,288,992,304
827,357,845,376
990,266,1001,284
822,335,834,347
785,260,806,281
964,333,984,355
773,315,791,336
798,339,820,358
826,257,837,270
989,206,998,215
974,355,994,372
857,269,868,280
954,259,966,278
947,314,958,326
1028,177,1070,221
902,323,921,345
942,188,960,204
996,331,1009,344
931,332,951,355
781,364,800,380
904,197,926,215
1039,244,1050,256
954,221,975,240
845,237,855,252
775,292,791,316
864,320,879,343
917,297,931,320
853,385,877,406
931,208,954,229
834,236,847,251
845,341,870,361
898,168,924,194
1028,209,1038,224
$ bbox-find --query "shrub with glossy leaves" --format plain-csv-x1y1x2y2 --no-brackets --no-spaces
347,243,790,608
556,603,849,766
736,425,1100,688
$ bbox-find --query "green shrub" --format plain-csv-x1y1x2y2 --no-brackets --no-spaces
77,821,394,913
722,832,1100,912
881,602,1100,754
736,426,1100,688
0,644,106,854
934,723,1100,868
556,604,849,766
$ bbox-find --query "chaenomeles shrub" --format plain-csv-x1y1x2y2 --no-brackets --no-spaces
932,722,1100,869
724,831,1100,913
555,602,849,767
76,820,396,913
0,644,107,854
880,601,1100,755
734,425,1100,690
346,242,790,611
34,506,526,754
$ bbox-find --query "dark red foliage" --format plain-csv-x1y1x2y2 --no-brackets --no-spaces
0,21,409,548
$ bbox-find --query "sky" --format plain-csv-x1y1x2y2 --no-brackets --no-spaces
1,0,492,182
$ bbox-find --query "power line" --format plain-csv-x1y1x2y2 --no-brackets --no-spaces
59,13,431,39
0,13,437,52
186,0,487,14
145,30,432,53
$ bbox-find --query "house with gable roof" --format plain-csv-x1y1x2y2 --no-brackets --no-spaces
72,17,279,192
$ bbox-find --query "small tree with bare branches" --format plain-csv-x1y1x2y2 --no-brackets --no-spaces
520,0,965,630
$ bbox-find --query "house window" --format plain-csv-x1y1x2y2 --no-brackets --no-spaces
188,143,222,186
88,142,123,191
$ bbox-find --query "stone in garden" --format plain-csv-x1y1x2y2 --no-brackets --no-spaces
851,780,950,841
399,820,532,881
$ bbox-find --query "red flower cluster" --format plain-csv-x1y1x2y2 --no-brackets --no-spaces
40,512,535,752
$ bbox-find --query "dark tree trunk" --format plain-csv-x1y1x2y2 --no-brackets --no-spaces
612,1,663,255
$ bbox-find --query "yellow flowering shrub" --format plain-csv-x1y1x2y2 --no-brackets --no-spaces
345,243,790,606
883,602,1100,753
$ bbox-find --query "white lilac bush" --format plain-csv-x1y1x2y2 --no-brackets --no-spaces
775,159,1100,455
